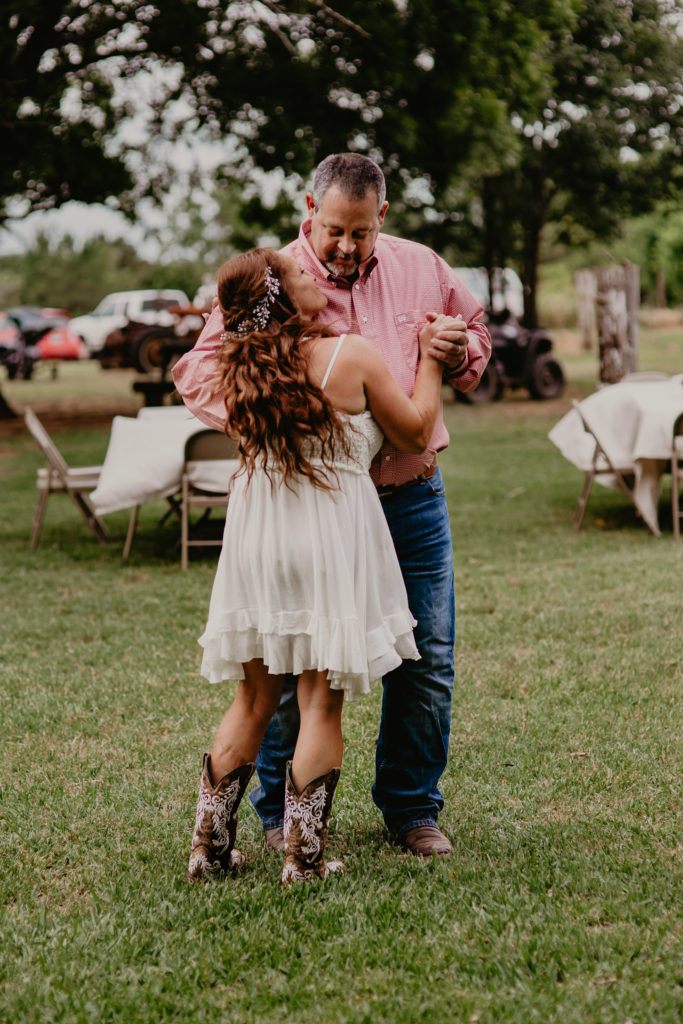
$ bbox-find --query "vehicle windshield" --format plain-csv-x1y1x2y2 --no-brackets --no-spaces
140,298,181,312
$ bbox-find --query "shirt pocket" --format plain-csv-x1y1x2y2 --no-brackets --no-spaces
394,309,425,374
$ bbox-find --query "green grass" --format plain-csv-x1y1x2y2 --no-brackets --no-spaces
1,342,682,1023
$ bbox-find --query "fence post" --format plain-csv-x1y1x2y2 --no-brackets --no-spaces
595,263,640,384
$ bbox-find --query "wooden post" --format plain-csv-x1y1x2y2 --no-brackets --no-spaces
595,263,640,384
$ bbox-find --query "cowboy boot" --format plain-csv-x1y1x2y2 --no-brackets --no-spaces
281,761,344,885
188,754,255,881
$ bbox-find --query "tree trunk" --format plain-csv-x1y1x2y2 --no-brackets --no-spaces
623,261,639,372
655,268,667,308
575,269,597,350
521,222,540,328
482,180,498,312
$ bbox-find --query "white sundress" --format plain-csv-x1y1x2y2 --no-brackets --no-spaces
198,335,419,700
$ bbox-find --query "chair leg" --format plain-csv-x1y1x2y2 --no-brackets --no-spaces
123,506,139,559
181,480,189,571
30,487,50,549
573,472,594,530
71,491,109,543
161,494,182,523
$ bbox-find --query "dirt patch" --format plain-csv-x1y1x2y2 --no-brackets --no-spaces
0,394,140,436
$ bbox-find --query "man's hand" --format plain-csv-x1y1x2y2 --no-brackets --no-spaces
419,312,469,369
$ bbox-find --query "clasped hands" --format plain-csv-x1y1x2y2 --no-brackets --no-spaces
419,312,468,370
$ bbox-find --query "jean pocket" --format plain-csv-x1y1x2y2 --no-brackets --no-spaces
421,471,445,499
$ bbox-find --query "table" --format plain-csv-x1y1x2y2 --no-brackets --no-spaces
90,406,239,515
548,374,683,534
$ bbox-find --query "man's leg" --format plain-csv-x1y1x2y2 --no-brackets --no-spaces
373,469,455,850
249,674,300,833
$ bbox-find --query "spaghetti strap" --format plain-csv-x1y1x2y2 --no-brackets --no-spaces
320,334,347,390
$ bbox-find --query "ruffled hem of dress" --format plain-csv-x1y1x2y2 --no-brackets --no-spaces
197,608,419,701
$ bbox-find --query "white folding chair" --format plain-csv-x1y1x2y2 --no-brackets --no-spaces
24,407,108,548
672,412,683,541
571,399,639,531
181,429,239,570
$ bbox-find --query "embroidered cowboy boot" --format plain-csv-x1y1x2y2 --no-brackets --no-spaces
281,761,344,885
188,754,255,882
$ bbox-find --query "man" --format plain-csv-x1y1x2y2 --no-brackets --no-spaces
173,153,490,857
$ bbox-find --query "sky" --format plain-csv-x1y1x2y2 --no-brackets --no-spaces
0,202,149,257
0,65,235,261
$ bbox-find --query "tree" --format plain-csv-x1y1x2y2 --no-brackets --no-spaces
169,0,682,325
476,0,683,324
4,1,681,323
0,0,216,414
172,0,559,223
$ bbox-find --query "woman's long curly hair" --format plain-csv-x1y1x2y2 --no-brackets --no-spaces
213,247,352,491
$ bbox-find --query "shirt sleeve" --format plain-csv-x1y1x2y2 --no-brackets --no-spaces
435,256,492,393
171,306,228,431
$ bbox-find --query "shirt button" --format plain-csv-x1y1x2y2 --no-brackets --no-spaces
385,455,391,461
362,316,368,323
354,284,360,290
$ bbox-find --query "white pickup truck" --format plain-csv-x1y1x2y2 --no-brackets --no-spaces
69,289,196,359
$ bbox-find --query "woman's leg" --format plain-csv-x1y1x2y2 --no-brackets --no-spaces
282,671,345,884
210,660,285,781
188,660,285,881
291,670,344,789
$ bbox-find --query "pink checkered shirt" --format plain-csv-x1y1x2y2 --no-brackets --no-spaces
173,220,491,486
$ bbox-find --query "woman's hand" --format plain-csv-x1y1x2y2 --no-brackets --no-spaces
419,312,468,369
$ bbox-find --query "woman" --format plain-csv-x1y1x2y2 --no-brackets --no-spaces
179,247,460,885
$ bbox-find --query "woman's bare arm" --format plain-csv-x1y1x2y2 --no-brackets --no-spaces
341,315,461,452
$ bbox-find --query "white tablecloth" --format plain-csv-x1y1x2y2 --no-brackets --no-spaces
90,407,239,515
548,374,683,534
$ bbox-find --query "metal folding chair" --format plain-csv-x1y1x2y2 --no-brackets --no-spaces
672,412,683,541
571,399,643,532
24,407,108,548
180,429,239,569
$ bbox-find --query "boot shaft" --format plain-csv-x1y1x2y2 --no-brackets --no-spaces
282,761,343,884
188,755,255,881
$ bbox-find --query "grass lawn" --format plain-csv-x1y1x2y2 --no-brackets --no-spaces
1,330,681,1023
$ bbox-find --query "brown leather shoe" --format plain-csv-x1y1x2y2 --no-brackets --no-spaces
265,826,285,852
402,824,452,858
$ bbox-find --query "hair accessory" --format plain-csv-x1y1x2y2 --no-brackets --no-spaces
225,265,281,338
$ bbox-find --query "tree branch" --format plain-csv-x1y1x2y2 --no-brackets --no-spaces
258,0,371,39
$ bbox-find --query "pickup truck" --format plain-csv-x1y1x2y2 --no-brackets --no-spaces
69,289,204,371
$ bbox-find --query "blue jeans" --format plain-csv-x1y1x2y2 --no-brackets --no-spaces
249,467,455,837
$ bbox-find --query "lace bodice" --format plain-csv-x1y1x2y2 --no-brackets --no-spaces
336,410,384,472
257,410,383,477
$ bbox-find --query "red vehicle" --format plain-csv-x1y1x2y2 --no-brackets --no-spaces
36,309,86,361
0,307,85,379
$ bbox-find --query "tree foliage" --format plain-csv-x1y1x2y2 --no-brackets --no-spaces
0,232,206,313
3,0,683,326
474,0,683,322
1,0,214,224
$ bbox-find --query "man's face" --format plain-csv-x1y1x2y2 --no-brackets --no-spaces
306,187,388,278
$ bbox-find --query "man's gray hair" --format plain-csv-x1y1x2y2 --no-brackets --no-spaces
312,153,387,211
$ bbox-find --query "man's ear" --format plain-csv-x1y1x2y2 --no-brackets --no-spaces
378,201,389,226
305,193,316,215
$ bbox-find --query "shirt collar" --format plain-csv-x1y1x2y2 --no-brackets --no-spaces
299,219,380,289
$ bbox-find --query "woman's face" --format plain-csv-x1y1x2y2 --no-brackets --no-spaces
279,257,327,317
